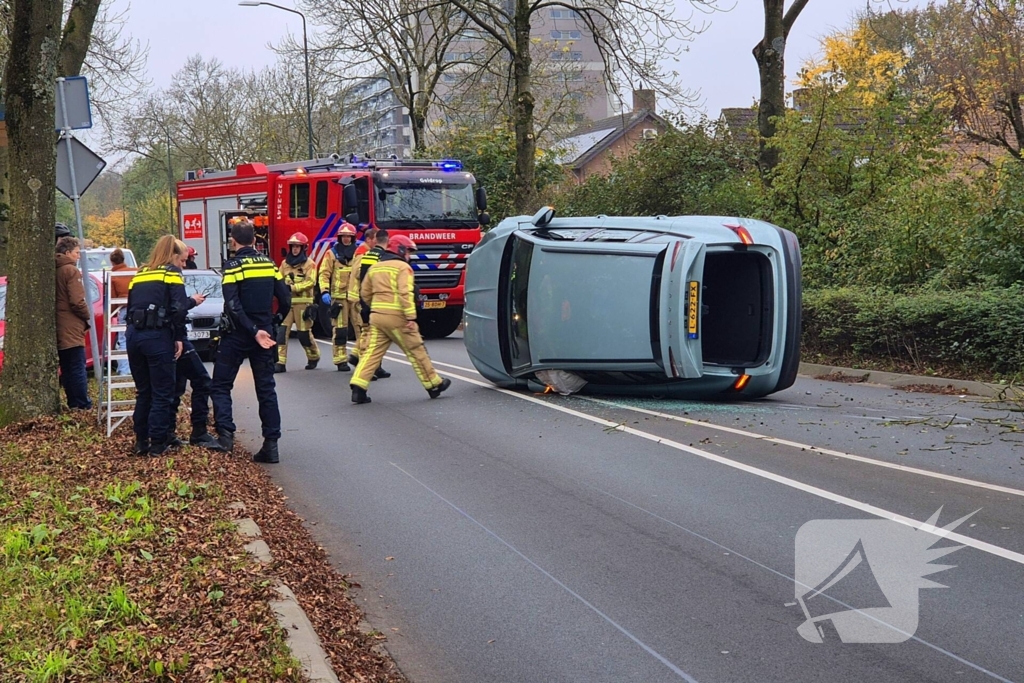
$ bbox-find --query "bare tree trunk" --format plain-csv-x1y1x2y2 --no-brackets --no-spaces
59,0,102,77
0,0,64,425
0,144,9,276
754,0,810,184
512,0,536,214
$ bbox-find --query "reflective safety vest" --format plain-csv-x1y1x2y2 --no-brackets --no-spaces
280,258,317,305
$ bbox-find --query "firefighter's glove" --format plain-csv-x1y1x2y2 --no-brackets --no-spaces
302,305,317,323
330,302,342,318
321,292,331,305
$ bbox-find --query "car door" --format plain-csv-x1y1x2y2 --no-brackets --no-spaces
660,238,706,378
504,230,668,376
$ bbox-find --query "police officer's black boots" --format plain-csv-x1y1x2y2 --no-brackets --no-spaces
190,429,227,451
274,363,287,373
305,358,319,370
216,431,235,452
149,441,170,457
133,438,150,456
351,385,371,404
253,438,279,464
428,377,452,399
167,435,184,449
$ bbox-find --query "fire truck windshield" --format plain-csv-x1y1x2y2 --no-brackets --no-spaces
374,182,478,228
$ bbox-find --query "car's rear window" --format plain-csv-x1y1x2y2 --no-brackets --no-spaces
184,274,222,299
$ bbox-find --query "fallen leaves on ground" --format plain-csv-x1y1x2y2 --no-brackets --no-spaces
0,410,405,682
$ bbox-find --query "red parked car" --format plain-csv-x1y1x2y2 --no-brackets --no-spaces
0,274,110,372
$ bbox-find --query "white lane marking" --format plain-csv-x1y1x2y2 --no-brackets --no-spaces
390,462,700,683
581,398,1024,500
379,353,1024,566
393,352,1024,500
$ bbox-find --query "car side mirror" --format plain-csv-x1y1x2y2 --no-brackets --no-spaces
345,212,358,226
479,212,491,226
476,187,488,212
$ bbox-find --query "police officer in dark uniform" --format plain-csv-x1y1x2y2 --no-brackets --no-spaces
168,245,225,451
125,235,191,456
210,219,291,463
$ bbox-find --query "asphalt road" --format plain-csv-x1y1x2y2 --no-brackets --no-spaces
228,333,1024,683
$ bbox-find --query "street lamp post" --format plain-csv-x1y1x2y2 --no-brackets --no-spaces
239,1,315,160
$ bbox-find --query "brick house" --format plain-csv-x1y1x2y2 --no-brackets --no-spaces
555,89,671,183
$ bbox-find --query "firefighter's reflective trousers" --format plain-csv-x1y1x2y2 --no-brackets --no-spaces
277,303,320,365
330,298,358,365
350,312,442,390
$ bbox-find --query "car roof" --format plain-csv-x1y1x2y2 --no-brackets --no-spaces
183,269,220,277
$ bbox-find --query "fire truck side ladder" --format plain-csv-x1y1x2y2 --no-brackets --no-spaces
101,270,136,437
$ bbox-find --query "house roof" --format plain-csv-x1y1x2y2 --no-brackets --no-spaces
718,108,758,144
554,109,669,169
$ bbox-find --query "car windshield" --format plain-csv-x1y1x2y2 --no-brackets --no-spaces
84,250,136,272
184,274,222,299
375,182,477,227
0,283,6,320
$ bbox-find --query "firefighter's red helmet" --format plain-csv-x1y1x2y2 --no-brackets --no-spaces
386,234,417,257
187,246,196,257
287,232,309,246
337,222,357,236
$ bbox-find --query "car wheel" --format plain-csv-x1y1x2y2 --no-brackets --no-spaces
418,307,462,339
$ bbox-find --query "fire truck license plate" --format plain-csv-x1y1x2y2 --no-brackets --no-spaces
422,301,446,309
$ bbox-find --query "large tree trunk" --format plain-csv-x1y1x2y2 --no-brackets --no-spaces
0,0,100,277
0,0,64,425
511,0,536,214
753,0,810,185
0,144,9,276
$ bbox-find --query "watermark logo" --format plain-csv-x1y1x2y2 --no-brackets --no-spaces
794,508,975,643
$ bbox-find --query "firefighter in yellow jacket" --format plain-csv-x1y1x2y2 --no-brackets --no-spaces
350,234,450,404
346,227,390,380
276,232,320,372
317,222,357,370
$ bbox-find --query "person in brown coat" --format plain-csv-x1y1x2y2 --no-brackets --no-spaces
109,248,136,376
55,236,92,409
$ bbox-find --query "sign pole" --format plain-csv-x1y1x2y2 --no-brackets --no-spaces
57,77,104,418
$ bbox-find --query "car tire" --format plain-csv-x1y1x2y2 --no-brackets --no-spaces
418,307,462,339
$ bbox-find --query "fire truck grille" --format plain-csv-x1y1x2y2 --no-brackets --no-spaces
413,270,463,289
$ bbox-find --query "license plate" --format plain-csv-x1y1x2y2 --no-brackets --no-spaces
187,330,211,340
687,281,699,339
422,301,446,309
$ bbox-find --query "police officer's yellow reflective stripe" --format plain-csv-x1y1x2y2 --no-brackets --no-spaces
223,266,281,284
128,266,184,289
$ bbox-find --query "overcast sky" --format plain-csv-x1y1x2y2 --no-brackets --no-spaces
102,0,932,127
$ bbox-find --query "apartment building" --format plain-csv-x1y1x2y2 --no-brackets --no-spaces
339,9,614,154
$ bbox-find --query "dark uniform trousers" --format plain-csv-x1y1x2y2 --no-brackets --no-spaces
210,331,281,440
171,342,211,432
127,326,177,445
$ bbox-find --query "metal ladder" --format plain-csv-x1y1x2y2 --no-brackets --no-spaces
101,270,135,436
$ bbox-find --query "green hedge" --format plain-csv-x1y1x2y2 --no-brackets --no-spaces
803,287,1024,375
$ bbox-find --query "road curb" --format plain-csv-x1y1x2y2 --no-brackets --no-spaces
231,502,340,683
798,362,1021,399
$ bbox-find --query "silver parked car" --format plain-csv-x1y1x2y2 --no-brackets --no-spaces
463,209,802,399
182,269,224,361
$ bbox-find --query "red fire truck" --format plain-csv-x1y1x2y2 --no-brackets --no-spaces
177,154,489,339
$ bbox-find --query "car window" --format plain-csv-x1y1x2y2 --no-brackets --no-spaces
184,274,223,299
508,237,533,370
84,252,112,272
0,283,6,320
84,276,101,306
